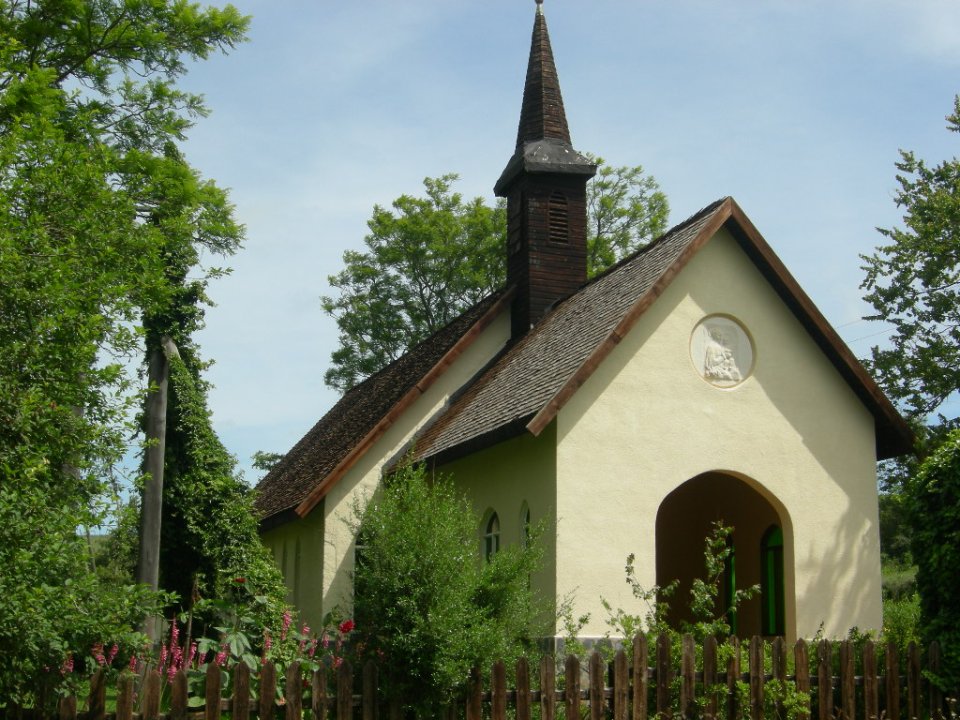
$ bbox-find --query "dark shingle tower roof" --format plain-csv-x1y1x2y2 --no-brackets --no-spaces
494,3,595,196
516,0,570,149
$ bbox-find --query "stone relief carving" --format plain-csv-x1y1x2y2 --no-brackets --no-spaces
691,316,753,387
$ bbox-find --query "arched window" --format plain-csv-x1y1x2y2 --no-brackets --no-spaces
723,534,738,636
484,512,500,562
761,525,785,636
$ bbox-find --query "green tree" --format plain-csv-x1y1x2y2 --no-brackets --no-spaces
906,428,960,691
862,96,960,674
861,95,960,423
586,155,670,275
351,463,545,715
0,0,254,705
323,162,668,392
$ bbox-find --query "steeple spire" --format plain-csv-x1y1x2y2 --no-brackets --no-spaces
494,3,597,338
516,0,570,150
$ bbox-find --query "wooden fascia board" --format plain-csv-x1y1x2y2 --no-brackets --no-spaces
293,287,517,518
725,202,914,458
526,199,735,436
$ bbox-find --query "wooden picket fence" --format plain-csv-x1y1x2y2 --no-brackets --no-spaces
35,635,954,720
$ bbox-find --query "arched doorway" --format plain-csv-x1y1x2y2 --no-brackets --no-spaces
655,472,793,638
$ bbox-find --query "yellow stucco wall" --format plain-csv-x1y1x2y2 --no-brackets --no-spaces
270,311,514,628
261,505,324,620
439,426,559,634
554,228,882,640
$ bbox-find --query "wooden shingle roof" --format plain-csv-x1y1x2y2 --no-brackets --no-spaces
254,290,511,527
410,197,913,466
256,198,913,527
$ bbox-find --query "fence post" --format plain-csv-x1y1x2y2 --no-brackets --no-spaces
233,663,250,720
566,654,582,720
115,674,134,720
702,636,717,720
907,642,920,720
260,661,277,720
885,642,900,720
540,654,556,720
313,667,329,720
794,640,810,720
590,651,604,720
817,640,832,720
362,660,378,720
772,636,786,720
726,636,741,720
143,670,161,720
633,634,649,720
337,660,353,720
516,656,532,720
286,661,303,720
205,661,222,720
749,636,764,720
864,641,878,720
88,670,106,720
840,640,855,720
929,641,944,720
681,634,695,720
58,695,77,720
614,648,629,720
171,668,189,720
656,632,672,720
466,665,482,720
492,659,507,720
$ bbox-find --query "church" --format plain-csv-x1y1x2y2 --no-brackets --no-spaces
254,1,912,642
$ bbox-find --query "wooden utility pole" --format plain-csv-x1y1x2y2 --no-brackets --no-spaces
137,335,179,642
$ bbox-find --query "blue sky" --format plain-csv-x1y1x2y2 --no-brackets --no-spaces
174,0,960,482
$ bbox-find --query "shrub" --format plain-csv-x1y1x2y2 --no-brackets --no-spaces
351,463,545,716
907,428,960,691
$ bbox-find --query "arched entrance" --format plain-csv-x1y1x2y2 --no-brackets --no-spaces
655,472,793,638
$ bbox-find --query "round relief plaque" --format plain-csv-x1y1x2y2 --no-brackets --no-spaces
690,316,754,388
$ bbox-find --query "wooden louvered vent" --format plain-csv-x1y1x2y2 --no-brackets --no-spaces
548,191,569,243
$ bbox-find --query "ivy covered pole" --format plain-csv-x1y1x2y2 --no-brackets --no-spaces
137,335,180,641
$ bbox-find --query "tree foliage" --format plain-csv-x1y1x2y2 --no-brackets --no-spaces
906,428,960,690
862,96,960,422
157,356,286,627
351,463,545,714
0,0,252,705
323,162,668,392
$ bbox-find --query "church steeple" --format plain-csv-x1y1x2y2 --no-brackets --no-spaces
515,0,571,150
495,1,596,338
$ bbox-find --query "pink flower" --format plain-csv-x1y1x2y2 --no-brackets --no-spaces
187,642,197,668
215,645,228,667
170,621,179,648
338,619,355,635
61,654,74,676
92,643,106,666
262,631,272,666
333,656,343,668
128,655,139,673
281,610,292,642
321,633,330,649
308,638,318,658
158,643,168,674
107,644,119,666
